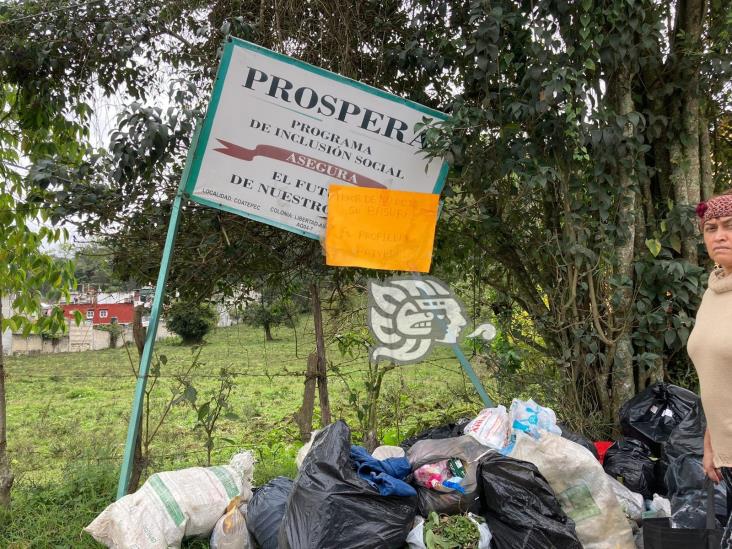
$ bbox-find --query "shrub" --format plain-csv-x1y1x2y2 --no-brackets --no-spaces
95,322,125,347
164,301,217,344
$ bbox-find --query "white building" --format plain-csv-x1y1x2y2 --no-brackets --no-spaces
1,295,12,356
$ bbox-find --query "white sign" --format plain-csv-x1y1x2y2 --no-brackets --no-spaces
185,37,449,239
368,276,495,364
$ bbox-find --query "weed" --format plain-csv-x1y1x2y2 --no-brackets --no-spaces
423,512,480,549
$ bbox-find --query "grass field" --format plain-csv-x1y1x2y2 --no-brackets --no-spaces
1,319,491,547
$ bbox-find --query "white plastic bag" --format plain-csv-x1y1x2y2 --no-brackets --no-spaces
508,398,561,438
296,429,320,469
210,496,251,549
372,445,406,460
649,493,671,517
606,475,644,523
85,452,255,549
406,514,492,549
511,433,634,549
463,406,509,449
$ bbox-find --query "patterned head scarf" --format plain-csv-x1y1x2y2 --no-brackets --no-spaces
696,193,732,228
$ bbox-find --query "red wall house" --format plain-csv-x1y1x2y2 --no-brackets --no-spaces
61,303,135,325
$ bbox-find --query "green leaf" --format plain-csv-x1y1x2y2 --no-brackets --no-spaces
183,385,197,404
645,239,662,257
197,401,211,421
669,235,682,254
678,327,690,346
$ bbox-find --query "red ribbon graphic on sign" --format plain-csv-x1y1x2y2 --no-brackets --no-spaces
213,139,387,189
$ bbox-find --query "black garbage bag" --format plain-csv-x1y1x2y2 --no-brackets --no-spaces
398,418,470,450
651,395,706,496
603,438,657,499
246,476,293,549
654,403,707,496
664,403,706,461
558,423,599,459
477,452,582,549
619,383,699,453
665,454,728,528
278,420,417,549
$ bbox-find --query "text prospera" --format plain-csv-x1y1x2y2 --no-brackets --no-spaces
243,67,426,147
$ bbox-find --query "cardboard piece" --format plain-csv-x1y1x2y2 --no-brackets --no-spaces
324,185,439,272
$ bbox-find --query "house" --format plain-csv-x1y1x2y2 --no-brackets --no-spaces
60,302,135,326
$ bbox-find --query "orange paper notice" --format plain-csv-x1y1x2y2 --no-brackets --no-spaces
324,185,440,272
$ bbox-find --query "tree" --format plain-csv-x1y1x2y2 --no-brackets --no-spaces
241,286,293,341
0,95,78,507
71,244,137,291
10,0,409,441
1,0,162,505
404,0,730,432
164,300,217,345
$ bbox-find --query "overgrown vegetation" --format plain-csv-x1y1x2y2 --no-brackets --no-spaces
423,512,481,549
2,322,491,546
165,301,218,345
95,323,125,348
239,289,293,342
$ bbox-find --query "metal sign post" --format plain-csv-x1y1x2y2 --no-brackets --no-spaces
115,123,202,499
450,343,494,408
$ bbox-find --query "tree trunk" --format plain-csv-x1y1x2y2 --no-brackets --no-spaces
264,321,273,342
127,305,147,494
362,363,395,452
294,352,318,441
609,64,638,421
700,113,714,200
310,283,331,426
0,295,14,508
668,0,706,263
133,305,146,357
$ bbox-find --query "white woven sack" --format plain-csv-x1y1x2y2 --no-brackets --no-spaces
511,433,634,549
85,452,255,549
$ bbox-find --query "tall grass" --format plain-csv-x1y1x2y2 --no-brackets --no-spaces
3,320,486,546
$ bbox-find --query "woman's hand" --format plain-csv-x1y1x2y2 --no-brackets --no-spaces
703,428,722,482
703,448,722,483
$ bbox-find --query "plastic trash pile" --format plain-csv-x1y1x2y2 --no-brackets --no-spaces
84,384,723,548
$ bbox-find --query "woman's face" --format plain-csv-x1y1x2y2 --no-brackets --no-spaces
703,215,732,273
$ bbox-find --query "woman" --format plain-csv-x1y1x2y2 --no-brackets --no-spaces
687,190,732,538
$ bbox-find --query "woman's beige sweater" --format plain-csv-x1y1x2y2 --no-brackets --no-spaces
688,269,732,467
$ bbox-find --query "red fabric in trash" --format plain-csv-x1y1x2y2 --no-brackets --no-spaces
594,441,613,464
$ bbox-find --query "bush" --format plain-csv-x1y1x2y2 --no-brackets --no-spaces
165,301,217,344
95,322,125,347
